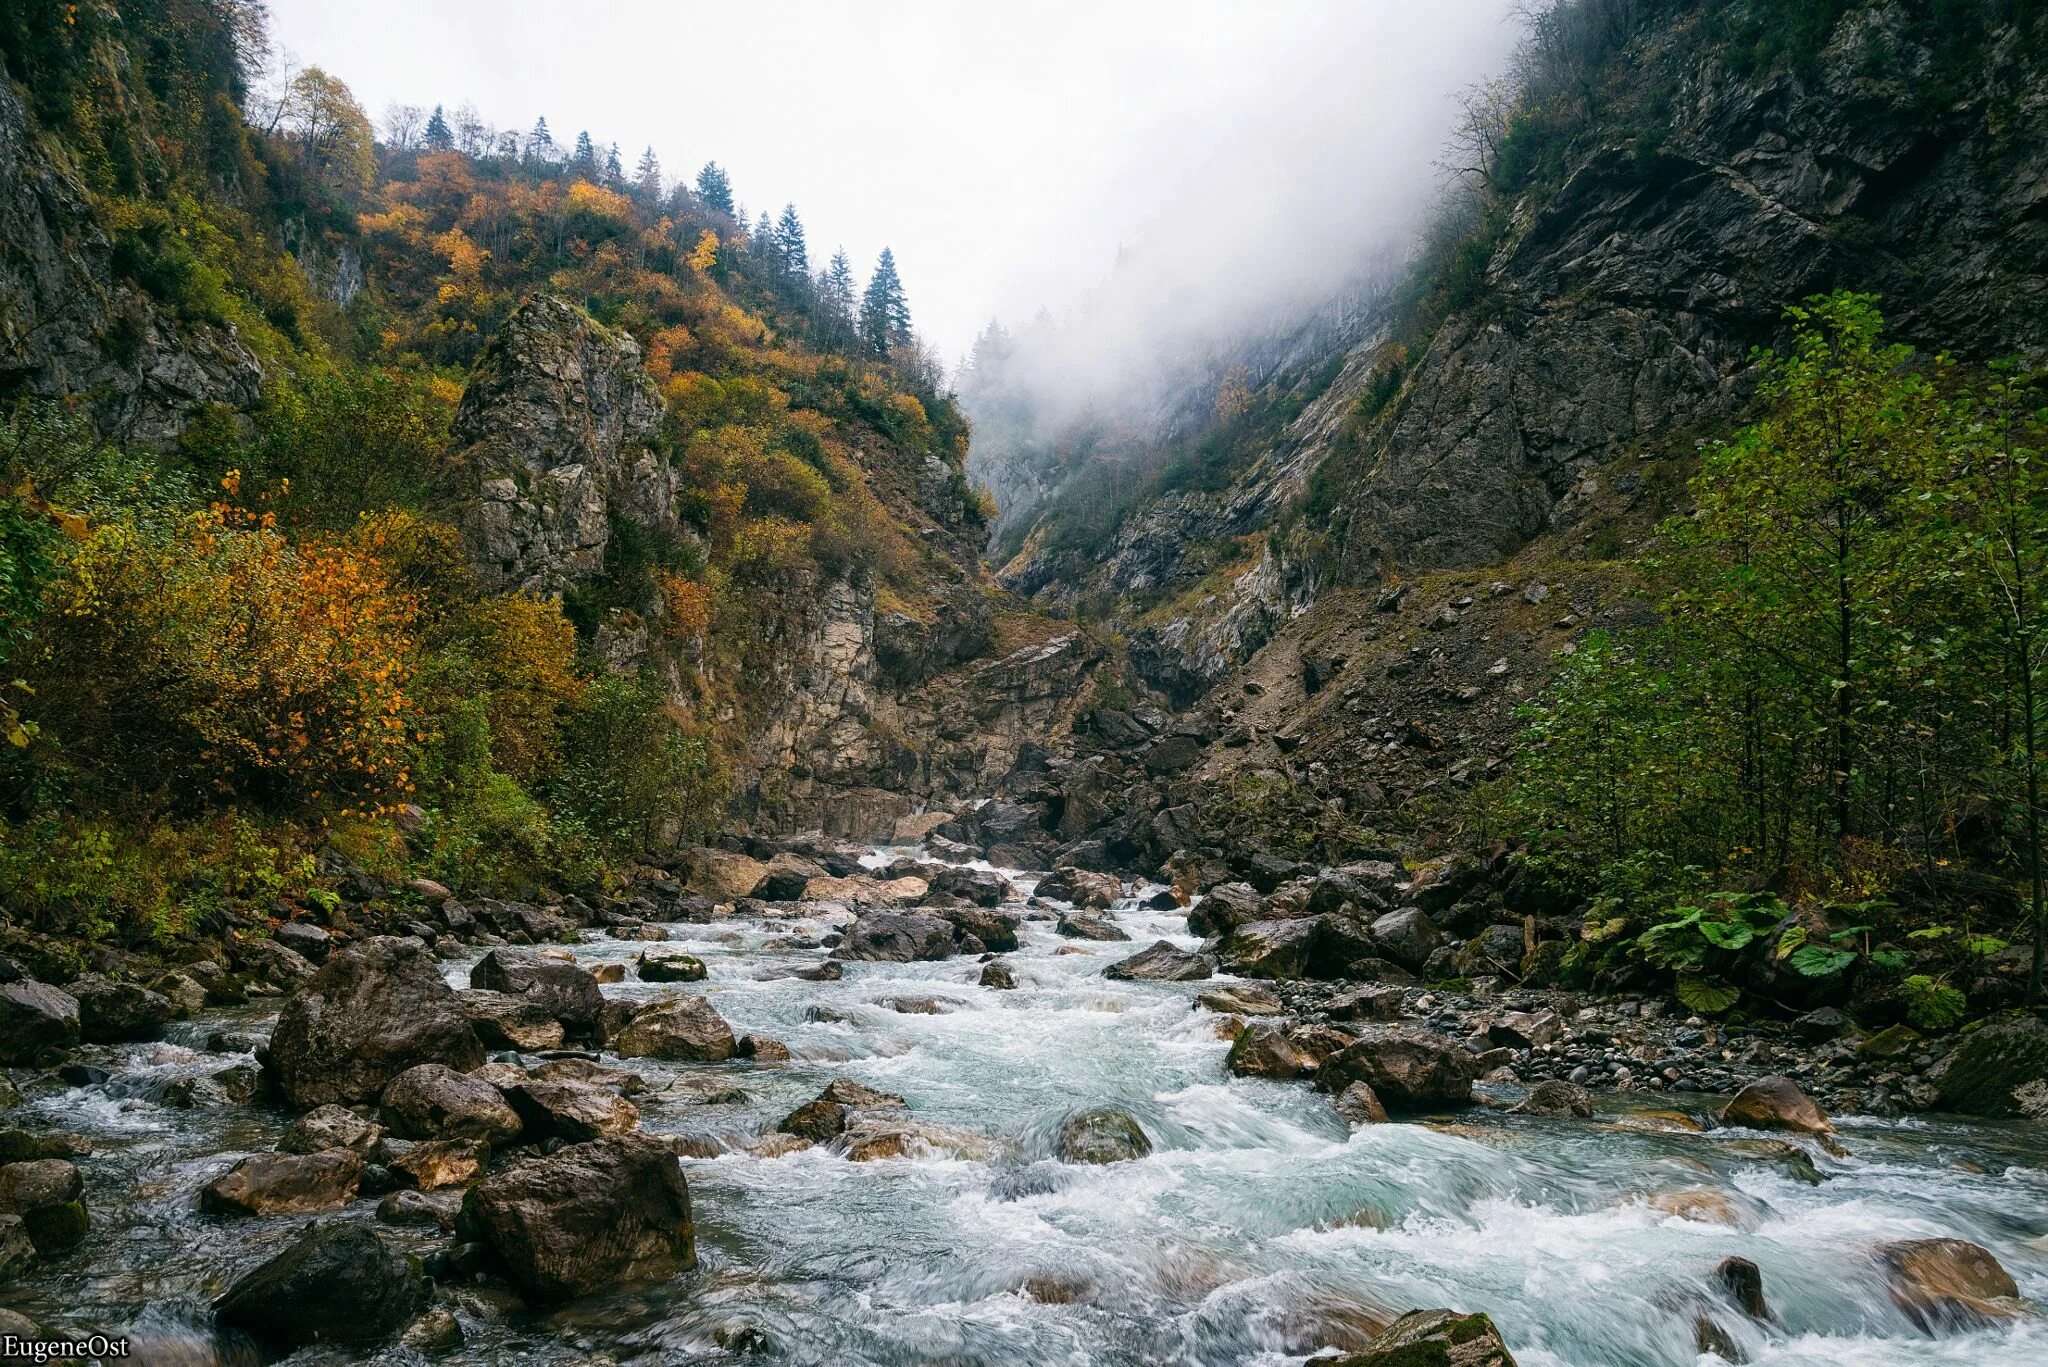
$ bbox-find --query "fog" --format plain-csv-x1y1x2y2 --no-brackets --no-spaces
262,0,1524,369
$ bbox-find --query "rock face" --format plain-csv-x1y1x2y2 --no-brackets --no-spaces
0,981,79,1064
268,938,484,1108
455,1135,695,1301
1317,1031,1481,1111
450,295,679,594
214,1222,427,1350
1933,1016,2048,1116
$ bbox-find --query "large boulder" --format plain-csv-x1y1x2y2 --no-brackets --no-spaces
681,847,769,900
1317,1031,1481,1110
805,873,929,906
379,1063,522,1144
69,976,172,1043
1220,919,1324,979
268,937,484,1107
612,995,735,1062
1933,1016,2048,1115
1054,1107,1152,1164
1226,1023,1317,1080
1105,941,1215,982
505,1080,640,1142
1876,1238,2025,1332
199,1150,364,1216
1056,914,1131,942
278,1105,382,1156
456,988,567,1051
455,1135,694,1301
832,912,957,962
1036,868,1121,910
215,1221,427,1350
1720,1076,1835,1141
926,865,1012,907
1186,882,1265,937
1332,1309,1518,1366
1369,908,1442,973
939,907,1020,953
758,852,827,901
0,981,79,1065
468,950,605,1044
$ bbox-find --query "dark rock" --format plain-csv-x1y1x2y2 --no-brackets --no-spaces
1717,1256,1769,1321
979,960,1017,989
457,988,567,1051
1219,918,1323,979
1054,1107,1152,1164
613,995,735,1062
1454,926,1529,978
1333,1081,1389,1125
274,920,333,963
1489,1009,1561,1050
1105,941,1214,981
0,981,79,1065
1792,1007,1852,1043
832,912,958,962
1512,1080,1593,1118
1056,914,1131,942
69,976,172,1043
199,1150,364,1216
1317,1031,1482,1110
268,937,484,1108
377,1188,461,1228
1369,907,1442,972
1933,1016,2048,1116
215,1221,427,1349
379,1063,522,1144
926,865,1011,907
1227,1023,1316,1080
940,906,1020,952
1035,868,1122,910
1406,853,1485,913
1326,985,1407,1022
455,1135,695,1301
469,950,605,1043
758,852,827,901
506,1081,640,1142
637,953,708,983
390,1137,487,1191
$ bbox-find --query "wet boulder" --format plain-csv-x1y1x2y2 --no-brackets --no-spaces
379,1063,522,1144
1036,868,1121,910
377,1188,461,1228
267,937,483,1108
0,1217,33,1280
1333,1081,1390,1125
455,1134,695,1301
979,960,1017,989
1333,1308,1518,1366
1056,914,1131,943
0,1159,85,1254
1876,1238,2025,1332
926,865,1012,907
1226,1023,1317,1080
1317,1031,1482,1110
1199,983,1285,1016
1368,908,1441,973
506,1080,640,1142
939,907,1020,953
840,1117,992,1162
0,981,79,1065
613,995,735,1062
758,852,827,901
215,1221,427,1350
1512,1080,1593,1118
457,988,567,1051
1105,941,1214,982
832,911,957,962
390,1138,487,1191
1220,919,1323,979
469,949,605,1044
637,952,708,983
1186,882,1265,938
1720,1076,1835,1142
1932,1016,2048,1116
235,936,318,989
776,1077,906,1142
1054,1107,1152,1164
199,1150,364,1216
278,1105,383,1156
69,976,173,1043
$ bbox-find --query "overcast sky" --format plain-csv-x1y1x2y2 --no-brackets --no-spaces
263,1,1523,362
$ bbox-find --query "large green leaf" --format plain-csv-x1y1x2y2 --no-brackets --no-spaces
1787,943,1856,977
1676,975,1741,1013
1698,920,1755,950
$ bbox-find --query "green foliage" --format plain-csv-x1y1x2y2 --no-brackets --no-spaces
1898,973,1968,1030
549,675,724,856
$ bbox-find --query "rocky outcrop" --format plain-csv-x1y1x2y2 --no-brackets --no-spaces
267,937,485,1108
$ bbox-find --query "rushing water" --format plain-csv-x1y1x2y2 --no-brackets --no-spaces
8,848,2048,1365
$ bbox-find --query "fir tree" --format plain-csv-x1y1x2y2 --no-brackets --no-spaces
422,103,452,151
695,161,734,215
633,146,662,201
859,247,911,356
604,142,623,184
528,116,554,159
572,129,596,171
776,203,808,276
753,210,777,264
819,248,856,331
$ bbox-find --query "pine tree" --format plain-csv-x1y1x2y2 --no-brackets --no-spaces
423,103,453,151
604,142,623,184
572,129,596,171
859,248,911,356
528,116,554,159
695,161,734,215
819,248,856,331
752,210,777,264
776,203,808,276
633,146,662,201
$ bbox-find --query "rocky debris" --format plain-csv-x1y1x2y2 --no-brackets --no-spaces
1932,1016,2048,1116
759,852,828,901
379,1064,522,1145
278,1105,383,1156
1036,868,1121,910
979,960,1017,989
0,981,79,1065
637,953,708,983
1054,1107,1153,1164
68,976,172,1043
1056,914,1131,942
1720,1076,1836,1146
1227,1023,1319,1080
1876,1238,2026,1333
1105,941,1215,981
805,874,929,906
391,1138,487,1191
1186,882,1265,937
833,911,959,962
777,1079,906,1141
1454,926,1530,978
612,995,736,1062
1333,1081,1389,1125
1511,1080,1593,1118
506,1081,640,1142
377,1188,462,1228
1199,984,1285,1016
456,1135,695,1301
468,949,605,1044
215,1222,427,1350
1332,1308,1519,1367
199,1150,364,1216
1317,1031,1481,1111
457,989,567,1051
268,937,484,1108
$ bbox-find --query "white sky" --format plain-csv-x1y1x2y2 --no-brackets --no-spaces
263,1,1522,362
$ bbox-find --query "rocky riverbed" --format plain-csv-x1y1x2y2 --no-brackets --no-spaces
1,843,2044,1365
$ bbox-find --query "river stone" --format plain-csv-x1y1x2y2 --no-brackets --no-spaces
759,852,827,901
778,1099,850,1141
0,1159,81,1224
840,1118,991,1162
681,847,768,900
68,975,172,1043
613,995,735,1062
235,937,318,989
0,1307,35,1339
1186,882,1265,937
1317,1031,1482,1110
638,952,708,982
804,874,928,906
1513,1080,1593,1118
1368,908,1441,972
1454,925,1529,978
979,959,1017,989
268,937,484,1107
1036,868,1121,910
377,1187,461,1228
401,1307,464,1353
1226,1022,1316,1079
1199,984,1286,1016
391,1138,487,1191
1489,1009,1561,1050
199,1150,364,1216
1326,985,1407,1022
737,1035,791,1062
1055,1107,1152,1164
380,1063,522,1144
940,906,1020,952
507,1080,640,1141
1877,1237,2025,1332
469,949,605,1043
1106,941,1214,981
455,1134,695,1301
215,1221,427,1349
0,1216,33,1280
0,981,79,1065
1056,914,1131,942
278,1104,383,1156
1220,919,1324,979
832,912,958,962
1720,1076,1835,1140
457,988,567,1050
1717,1256,1769,1320
1334,1081,1390,1125
926,865,1011,907
1334,1308,1518,1366
274,920,333,963
1933,1016,2048,1115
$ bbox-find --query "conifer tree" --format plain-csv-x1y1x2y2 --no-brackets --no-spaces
572,129,596,171
422,103,452,151
695,161,733,215
604,142,623,184
859,247,911,356
819,248,856,339
528,116,554,160
753,210,777,264
633,146,661,201
776,203,808,276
